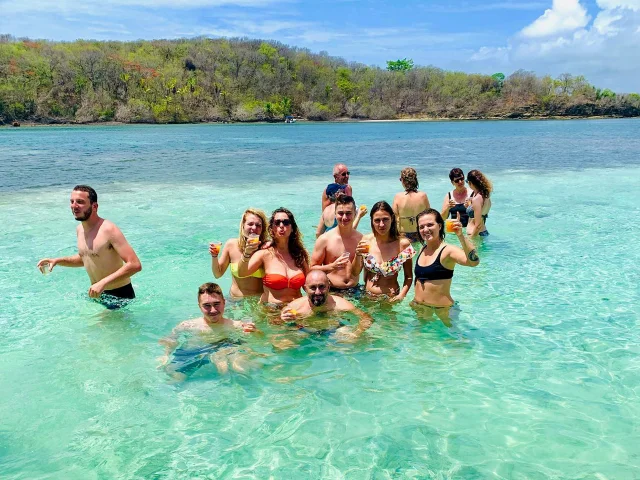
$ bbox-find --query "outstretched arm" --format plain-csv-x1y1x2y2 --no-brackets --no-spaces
37,254,83,273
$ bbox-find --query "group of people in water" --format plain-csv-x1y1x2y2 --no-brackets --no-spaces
36,164,493,379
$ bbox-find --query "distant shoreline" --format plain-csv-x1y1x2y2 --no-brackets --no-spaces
3,114,637,128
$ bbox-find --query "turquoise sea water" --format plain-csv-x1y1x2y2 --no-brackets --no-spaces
1,120,639,479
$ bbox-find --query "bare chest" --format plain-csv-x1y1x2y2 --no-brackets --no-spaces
77,230,113,259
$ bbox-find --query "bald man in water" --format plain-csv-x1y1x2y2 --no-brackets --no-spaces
321,163,353,211
280,271,372,339
37,185,142,307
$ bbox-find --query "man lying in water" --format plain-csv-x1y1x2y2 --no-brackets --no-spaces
159,282,258,380
277,271,373,343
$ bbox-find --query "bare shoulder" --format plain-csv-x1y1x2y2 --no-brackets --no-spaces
399,237,412,249
362,233,374,241
333,295,355,310
175,318,201,331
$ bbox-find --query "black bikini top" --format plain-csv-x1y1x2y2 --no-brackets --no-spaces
414,245,454,283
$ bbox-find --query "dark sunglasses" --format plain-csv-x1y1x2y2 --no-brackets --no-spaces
452,177,465,183
339,171,350,177
274,219,292,227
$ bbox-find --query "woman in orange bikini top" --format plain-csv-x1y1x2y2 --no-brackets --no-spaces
238,207,309,304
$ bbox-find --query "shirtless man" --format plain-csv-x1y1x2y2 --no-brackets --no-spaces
280,271,373,340
311,195,364,292
36,185,142,305
321,163,353,211
159,282,257,379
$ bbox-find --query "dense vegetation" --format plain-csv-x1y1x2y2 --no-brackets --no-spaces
1,34,639,124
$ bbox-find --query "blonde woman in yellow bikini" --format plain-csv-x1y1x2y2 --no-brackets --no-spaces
210,208,269,298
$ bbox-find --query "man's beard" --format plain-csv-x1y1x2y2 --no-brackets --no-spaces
310,293,326,307
74,206,92,221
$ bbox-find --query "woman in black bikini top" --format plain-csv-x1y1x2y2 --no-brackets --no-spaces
412,208,480,312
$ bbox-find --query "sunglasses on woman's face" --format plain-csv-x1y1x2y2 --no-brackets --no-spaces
274,219,291,227
453,177,465,183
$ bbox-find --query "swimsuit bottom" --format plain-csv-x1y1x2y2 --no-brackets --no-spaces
98,283,135,310
170,339,244,376
329,284,363,299
478,230,489,237
403,232,422,243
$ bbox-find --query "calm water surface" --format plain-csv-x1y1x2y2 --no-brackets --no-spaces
1,120,639,479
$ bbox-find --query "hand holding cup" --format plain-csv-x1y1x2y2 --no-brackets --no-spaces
356,240,370,256
209,241,222,257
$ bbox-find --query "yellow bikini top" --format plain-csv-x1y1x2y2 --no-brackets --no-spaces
230,262,265,279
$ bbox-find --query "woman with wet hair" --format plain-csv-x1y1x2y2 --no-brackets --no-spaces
465,169,493,238
239,208,309,304
392,167,430,244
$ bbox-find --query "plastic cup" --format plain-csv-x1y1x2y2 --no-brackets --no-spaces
445,220,455,233
210,241,222,255
360,244,370,254
247,234,260,246
242,321,255,332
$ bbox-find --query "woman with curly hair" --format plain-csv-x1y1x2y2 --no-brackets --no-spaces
238,208,309,304
465,170,493,238
210,208,270,299
392,167,430,244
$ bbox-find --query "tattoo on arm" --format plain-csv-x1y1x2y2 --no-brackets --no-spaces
468,249,479,262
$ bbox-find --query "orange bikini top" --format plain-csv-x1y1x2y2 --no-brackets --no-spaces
263,272,305,290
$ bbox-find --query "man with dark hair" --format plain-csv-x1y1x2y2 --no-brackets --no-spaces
311,195,364,293
37,185,142,307
159,282,257,379
321,163,353,211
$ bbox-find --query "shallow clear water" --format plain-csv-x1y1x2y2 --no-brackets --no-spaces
1,120,639,478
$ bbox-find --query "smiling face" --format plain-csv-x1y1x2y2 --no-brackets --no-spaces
335,202,355,227
243,214,263,238
305,271,330,307
70,190,96,222
418,213,444,243
198,292,225,322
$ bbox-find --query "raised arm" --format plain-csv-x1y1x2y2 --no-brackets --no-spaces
88,223,142,297
237,248,267,277
352,205,367,230
211,239,233,278
444,214,479,267
441,192,454,222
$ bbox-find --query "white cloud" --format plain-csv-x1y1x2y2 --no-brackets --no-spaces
596,0,640,10
469,1,640,91
520,0,590,38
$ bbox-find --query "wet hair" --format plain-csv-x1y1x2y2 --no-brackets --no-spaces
448,168,464,181
467,169,493,199
237,208,269,251
269,208,309,270
335,195,356,210
400,167,419,192
370,201,399,241
198,282,224,301
73,185,98,203
416,208,445,242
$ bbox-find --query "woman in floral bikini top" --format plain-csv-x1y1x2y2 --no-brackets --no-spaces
355,201,416,302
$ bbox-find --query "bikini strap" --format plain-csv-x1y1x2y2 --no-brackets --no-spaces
435,244,447,261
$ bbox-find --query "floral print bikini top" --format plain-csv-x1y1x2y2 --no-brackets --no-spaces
364,245,416,282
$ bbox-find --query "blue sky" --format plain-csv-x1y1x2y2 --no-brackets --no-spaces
1,0,639,92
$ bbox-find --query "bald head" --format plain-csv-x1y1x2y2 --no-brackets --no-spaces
332,164,350,185
305,270,330,307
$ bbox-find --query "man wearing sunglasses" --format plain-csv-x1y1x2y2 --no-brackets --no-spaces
311,195,364,294
321,163,353,211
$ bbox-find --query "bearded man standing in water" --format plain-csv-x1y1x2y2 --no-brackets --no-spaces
37,185,142,307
